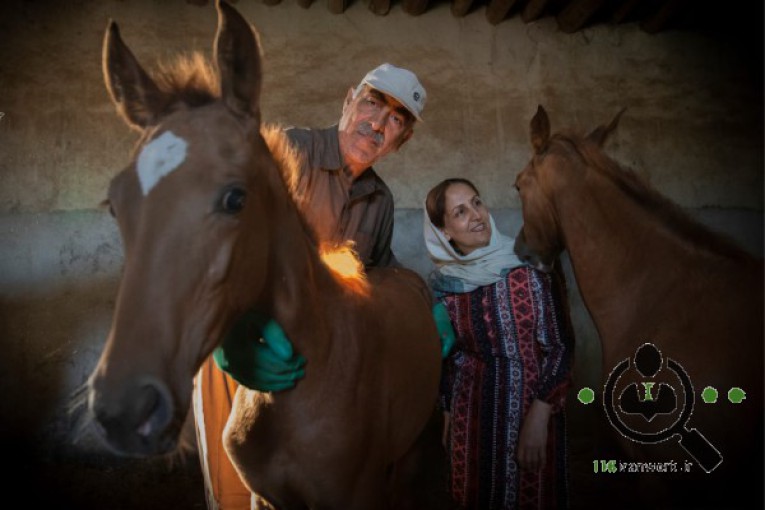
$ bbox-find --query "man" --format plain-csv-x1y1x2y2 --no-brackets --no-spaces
194,63,441,510
283,62,424,268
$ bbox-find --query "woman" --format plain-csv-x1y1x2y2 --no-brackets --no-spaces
424,178,573,510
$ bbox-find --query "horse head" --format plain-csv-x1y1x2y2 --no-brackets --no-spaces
513,105,624,272
87,1,279,456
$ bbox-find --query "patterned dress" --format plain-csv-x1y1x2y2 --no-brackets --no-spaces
436,267,573,510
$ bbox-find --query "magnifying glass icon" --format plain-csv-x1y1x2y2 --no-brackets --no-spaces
603,350,723,473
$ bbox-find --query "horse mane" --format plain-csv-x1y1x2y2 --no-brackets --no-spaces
262,126,370,296
260,124,303,207
149,53,369,294
554,132,752,260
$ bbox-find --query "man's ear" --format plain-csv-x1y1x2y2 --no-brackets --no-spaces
339,87,356,130
343,87,355,109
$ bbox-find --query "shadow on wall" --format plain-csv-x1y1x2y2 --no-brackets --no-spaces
0,277,206,509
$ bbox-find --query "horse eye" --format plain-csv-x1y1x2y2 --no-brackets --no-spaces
221,187,246,214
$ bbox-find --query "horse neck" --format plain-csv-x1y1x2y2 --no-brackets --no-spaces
259,172,343,365
556,169,716,354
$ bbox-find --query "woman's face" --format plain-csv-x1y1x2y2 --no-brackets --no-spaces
441,182,492,255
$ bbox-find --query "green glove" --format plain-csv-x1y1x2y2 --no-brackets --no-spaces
213,310,306,392
433,302,456,358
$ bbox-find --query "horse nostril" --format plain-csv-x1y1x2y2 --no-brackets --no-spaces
134,380,173,439
89,377,178,456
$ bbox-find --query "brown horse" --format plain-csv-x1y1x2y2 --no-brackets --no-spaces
514,106,763,508
85,2,441,508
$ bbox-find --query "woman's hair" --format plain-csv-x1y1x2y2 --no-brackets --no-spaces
425,178,480,228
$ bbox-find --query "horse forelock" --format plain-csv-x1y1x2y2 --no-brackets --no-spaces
153,52,220,108
554,133,752,260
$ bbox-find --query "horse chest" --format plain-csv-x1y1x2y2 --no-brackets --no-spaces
225,387,382,497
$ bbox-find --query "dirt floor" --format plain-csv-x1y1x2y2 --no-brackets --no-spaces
0,401,607,510
26,458,206,509
0,290,755,510
8,405,761,509
6,439,206,509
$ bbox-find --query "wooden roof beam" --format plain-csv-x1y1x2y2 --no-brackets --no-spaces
611,0,640,23
451,0,475,17
327,0,347,14
557,0,607,33
641,0,688,33
402,0,429,16
486,0,521,25
368,0,391,15
522,0,550,23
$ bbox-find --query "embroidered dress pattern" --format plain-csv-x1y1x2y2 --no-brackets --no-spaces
439,267,573,510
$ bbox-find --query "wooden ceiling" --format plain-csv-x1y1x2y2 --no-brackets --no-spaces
186,0,757,35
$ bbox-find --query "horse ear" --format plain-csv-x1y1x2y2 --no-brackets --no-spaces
102,21,169,130
530,105,550,154
587,107,627,147
214,0,262,123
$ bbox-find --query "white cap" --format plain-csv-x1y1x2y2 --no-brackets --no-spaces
357,63,427,121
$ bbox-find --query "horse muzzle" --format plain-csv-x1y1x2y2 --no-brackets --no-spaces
514,228,557,273
88,375,179,457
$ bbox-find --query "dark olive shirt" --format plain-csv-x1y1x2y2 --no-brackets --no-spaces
285,125,397,268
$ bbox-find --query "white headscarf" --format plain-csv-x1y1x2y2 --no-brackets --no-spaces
424,208,526,294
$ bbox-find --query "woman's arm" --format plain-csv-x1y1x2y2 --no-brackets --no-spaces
532,269,575,413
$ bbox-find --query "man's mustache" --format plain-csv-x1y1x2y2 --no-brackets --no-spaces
357,122,384,146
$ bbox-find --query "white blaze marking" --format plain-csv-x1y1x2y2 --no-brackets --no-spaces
136,131,188,196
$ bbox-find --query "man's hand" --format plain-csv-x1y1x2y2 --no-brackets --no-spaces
213,310,306,392
432,302,456,358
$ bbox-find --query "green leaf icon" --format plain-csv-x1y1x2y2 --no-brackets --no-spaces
728,387,746,404
701,386,718,404
578,387,595,405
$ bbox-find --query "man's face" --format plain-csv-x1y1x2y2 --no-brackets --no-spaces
338,85,414,175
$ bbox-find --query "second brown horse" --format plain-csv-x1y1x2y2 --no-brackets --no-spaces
514,106,763,509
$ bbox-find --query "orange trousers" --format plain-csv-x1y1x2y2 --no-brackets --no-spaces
193,356,252,510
